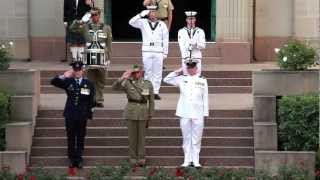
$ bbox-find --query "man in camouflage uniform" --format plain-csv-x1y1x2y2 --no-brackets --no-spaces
112,65,155,166
70,7,112,107
143,0,174,31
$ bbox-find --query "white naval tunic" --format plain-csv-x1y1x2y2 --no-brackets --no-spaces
178,27,206,74
129,14,169,94
163,71,209,165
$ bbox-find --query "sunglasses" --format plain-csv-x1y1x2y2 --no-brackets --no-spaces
91,13,99,16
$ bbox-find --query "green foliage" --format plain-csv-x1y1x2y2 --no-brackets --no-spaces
0,43,13,71
0,167,67,180
277,95,319,151
88,162,131,180
0,92,10,151
276,40,316,70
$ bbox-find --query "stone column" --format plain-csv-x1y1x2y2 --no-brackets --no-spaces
95,0,105,23
29,0,65,61
254,0,294,61
0,0,30,60
294,0,320,51
216,0,253,42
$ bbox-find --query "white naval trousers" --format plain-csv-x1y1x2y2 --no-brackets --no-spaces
182,60,202,75
142,52,164,94
180,117,204,165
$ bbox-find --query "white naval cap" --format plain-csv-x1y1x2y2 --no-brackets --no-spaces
146,5,158,10
184,57,199,68
185,11,197,17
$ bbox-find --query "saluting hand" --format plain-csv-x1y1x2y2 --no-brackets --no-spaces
143,0,152,6
64,70,74,78
174,68,183,76
121,70,132,80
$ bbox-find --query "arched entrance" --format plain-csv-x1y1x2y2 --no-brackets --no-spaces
104,0,216,41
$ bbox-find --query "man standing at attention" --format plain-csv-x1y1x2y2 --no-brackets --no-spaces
129,5,169,100
163,59,208,168
51,61,95,169
112,65,155,166
178,11,206,75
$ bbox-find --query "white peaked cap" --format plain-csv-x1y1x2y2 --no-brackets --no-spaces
185,11,197,17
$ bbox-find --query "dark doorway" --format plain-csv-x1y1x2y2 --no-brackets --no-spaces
170,0,212,40
110,0,212,41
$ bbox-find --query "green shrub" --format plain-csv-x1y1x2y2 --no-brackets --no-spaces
0,92,10,151
276,40,316,70
277,95,319,151
0,42,13,71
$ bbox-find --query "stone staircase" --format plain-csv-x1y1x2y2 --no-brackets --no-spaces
40,70,252,94
29,41,254,177
30,109,254,175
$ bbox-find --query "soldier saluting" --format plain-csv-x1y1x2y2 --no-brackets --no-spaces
112,65,155,166
129,5,169,100
51,61,95,169
163,59,208,168
70,7,112,107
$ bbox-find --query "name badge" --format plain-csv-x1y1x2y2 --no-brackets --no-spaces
81,88,90,95
142,88,149,95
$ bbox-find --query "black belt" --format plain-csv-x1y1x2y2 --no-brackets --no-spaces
128,99,147,104
159,17,168,21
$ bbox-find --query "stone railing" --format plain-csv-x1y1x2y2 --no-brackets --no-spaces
0,69,40,173
253,70,319,175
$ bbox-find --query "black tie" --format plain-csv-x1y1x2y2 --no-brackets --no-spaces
75,79,80,85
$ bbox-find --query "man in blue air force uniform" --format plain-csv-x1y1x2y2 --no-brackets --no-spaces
51,61,95,169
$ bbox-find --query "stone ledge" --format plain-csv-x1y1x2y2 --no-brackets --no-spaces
5,122,33,163
254,122,277,150
0,151,27,174
10,95,37,123
255,151,315,176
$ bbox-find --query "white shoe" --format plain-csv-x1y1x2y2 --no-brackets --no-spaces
193,162,202,168
180,162,190,167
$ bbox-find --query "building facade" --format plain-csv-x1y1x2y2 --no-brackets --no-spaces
0,0,319,62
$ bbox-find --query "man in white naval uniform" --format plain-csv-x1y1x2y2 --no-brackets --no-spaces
163,59,209,168
129,5,169,100
178,11,206,75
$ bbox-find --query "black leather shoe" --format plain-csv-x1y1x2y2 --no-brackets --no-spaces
77,161,83,169
154,94,161,100
96,102,104,108
69,160,75,168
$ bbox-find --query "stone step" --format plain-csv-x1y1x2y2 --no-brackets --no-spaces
31,146,253,157
30,156,254,167
37,109,252,118
34,127,253,137
41,70,252,78
110,57,222,65
111,42,221,57
40,77,252,86
41,86,252,94
35,117,253,128
32,137,253,147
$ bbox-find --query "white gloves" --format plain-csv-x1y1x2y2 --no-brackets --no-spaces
140,10,150,17
163,54,167,59
190,39,197,47
81,13,91,23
